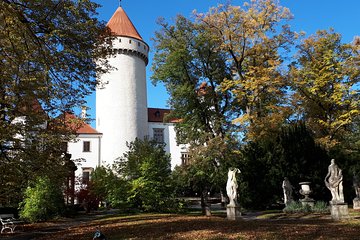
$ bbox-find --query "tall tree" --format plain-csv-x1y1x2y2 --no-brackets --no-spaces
153,0,294,143
0,0,110,205
152,0,294,213
201,0,295,140
290,30,360,149
152,15,233,145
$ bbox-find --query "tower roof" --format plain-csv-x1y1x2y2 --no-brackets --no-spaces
106,7,143,41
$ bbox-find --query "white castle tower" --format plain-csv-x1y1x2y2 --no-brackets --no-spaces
96,7,149,164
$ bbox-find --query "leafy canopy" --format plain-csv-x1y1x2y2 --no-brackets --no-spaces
290,29,360,149
0,0,110,205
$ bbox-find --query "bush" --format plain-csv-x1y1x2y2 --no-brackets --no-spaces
283,201,308,213
76,185,100,213
90,167,131,209
312,201,330,213
19,176,65,222
116,138,181,212
283,201,329,214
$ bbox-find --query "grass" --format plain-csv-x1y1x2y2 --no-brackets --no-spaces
4,209,360,240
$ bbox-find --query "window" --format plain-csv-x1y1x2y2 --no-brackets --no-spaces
129,39,132,44
61,142,68,153
181,152,190,165
82,172,90,184
83,141,90,152
153,128,164,143
82,168,93,184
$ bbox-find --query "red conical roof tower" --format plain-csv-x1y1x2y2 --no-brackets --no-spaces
106,7,143,41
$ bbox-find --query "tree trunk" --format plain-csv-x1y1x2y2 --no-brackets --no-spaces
201,189,211,216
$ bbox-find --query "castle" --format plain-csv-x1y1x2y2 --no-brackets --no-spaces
67,7,188,183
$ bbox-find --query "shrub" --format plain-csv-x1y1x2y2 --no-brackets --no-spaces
283,201,306,213
312,201,330,213
90,166,131,209
115,138,181,212
76,185,100,213
19,176,64,222
283,200,329,214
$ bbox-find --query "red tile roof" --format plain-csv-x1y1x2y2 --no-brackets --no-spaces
148,108,181,123
62,113,101,135
106,7,143,41
17,98,45,116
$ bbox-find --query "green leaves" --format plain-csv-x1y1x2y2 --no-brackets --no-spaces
0,0,110,206
114,138,176,212
19,176,65,222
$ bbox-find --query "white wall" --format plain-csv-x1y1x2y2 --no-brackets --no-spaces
96,36,149,165
67,134,101,178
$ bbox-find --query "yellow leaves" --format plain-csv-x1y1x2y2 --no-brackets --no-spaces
233,113,250,125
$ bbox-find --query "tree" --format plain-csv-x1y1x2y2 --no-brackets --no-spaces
115,138,176,212
290,29,360,149
90,166,131,209
152,0,294,214
238,123,329,209
172,137,239,215
152,14,233,145
199,0,295,140
19,176,65,222
0,0,110,205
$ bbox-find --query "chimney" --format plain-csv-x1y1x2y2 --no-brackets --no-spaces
81,106,87,119
353,36,360,46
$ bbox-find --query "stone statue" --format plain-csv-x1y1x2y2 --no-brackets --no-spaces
324,159,344,204
353,174,360,200
226,168,241,207
282,177,293,205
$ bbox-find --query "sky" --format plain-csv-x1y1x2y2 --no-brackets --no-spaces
85,0,360,127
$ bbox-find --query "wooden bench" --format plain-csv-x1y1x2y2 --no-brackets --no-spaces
0,214,22,233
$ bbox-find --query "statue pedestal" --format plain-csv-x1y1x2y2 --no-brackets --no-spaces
330,203,350,220
300,198,315,207
226,205,241,220
353,198,360,210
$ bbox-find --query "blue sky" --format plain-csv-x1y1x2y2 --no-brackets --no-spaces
86,0,359,126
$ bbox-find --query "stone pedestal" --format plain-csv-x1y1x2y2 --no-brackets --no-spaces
330,203,350,220
226,205,241,220
300,199,315,207
353,198,360,210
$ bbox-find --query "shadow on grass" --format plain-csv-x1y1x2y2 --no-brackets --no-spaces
29,211,360,240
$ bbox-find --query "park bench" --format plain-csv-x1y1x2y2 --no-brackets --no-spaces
0,214,22,233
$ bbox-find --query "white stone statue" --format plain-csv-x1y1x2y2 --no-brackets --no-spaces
324,159,344,204
282,177,293,205
226,168,241,207
353,174,360,200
